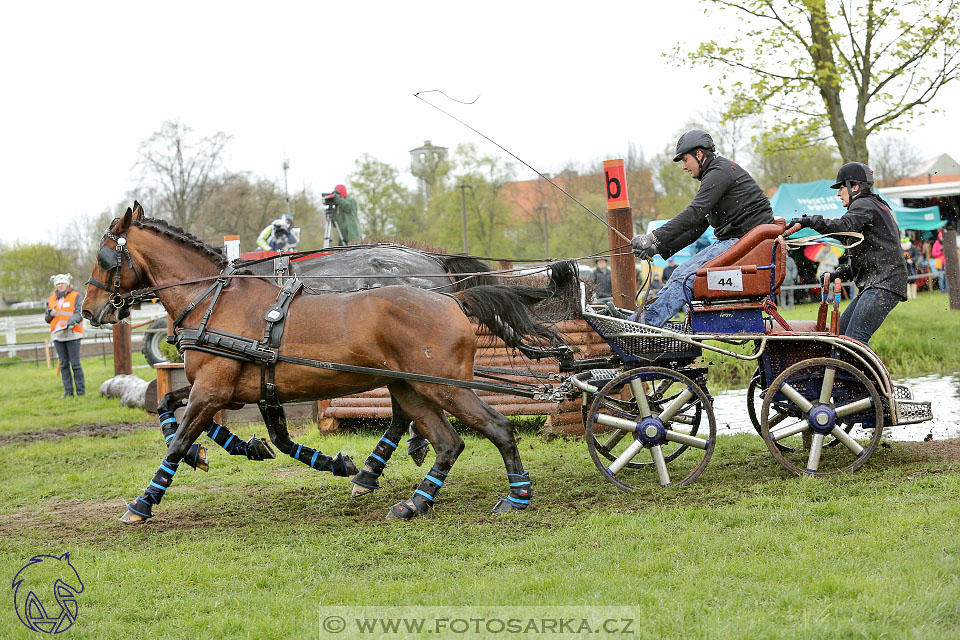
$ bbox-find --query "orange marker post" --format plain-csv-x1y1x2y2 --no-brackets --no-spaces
603,159,637,311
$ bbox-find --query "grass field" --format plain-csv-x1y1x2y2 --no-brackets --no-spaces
2,352,960,639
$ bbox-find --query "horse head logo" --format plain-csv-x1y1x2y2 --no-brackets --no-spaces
12,553,84,634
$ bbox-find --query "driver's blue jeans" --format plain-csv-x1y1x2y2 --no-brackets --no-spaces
630,238,739,327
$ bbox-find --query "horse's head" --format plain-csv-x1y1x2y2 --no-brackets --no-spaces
82,201,146,326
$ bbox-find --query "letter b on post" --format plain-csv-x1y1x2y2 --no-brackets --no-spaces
604,159,630,209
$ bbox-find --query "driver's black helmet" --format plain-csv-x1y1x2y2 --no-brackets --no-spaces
830,162,875,190
673,129,716,162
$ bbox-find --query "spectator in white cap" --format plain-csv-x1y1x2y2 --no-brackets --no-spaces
44,273,86,397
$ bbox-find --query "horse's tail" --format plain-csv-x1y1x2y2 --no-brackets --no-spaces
452,260,578,349
440,254,500,290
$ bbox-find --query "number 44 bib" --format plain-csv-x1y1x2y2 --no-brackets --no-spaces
706,268,744,292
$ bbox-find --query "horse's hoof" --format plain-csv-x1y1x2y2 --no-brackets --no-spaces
119,510,147,524
386,499,424,520
184,444,209,472
408,439,430,467
332,453,359,477
246,435,276,461
350,469,380,498
351,483,375,498
491,497,528,514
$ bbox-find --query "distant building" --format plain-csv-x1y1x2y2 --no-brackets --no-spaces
409,140,448,202
896,153,960,186
500,169,656,233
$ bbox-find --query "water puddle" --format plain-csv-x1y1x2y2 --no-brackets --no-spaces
711,373,959,441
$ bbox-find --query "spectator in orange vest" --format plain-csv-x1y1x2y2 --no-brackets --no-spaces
44,273,85,397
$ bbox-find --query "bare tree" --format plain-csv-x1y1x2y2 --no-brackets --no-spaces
868,135,924,185
133,121,231,229
674,0,960,162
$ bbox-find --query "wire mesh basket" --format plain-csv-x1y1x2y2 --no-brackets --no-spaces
583,307,702,364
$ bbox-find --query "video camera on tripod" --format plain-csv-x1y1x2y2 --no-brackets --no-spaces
321,192,342,248
321,192,340,221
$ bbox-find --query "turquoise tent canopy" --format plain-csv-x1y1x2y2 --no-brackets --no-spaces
769,180,945,237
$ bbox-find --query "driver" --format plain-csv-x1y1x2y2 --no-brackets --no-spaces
629,129,774,325
790,162,907,345
257,214,299,251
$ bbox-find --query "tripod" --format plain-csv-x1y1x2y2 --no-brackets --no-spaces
322,203,343,249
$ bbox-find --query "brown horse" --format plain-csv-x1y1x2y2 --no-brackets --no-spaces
83,204,572,522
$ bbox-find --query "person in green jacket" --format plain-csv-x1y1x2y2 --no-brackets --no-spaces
325,184,361,245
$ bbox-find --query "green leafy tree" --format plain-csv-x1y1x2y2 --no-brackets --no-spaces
0,242,74,301
429,144,517,256
674,0,960,162
755,143,842,190
348,154,412,238
651,147,700,220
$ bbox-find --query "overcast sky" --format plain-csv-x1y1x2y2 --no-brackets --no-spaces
2,1,958,246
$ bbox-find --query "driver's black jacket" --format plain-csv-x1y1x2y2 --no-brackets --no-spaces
798,193,908,300
652,155,774,259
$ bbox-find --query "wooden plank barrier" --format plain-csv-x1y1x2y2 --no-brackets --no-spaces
319,319,610,437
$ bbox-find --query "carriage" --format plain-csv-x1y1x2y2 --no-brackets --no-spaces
85,206,933,522
566,219,933,489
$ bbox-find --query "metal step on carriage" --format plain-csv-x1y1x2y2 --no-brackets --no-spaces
566,219,934,490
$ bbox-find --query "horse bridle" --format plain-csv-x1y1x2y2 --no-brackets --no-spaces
87,230,146,310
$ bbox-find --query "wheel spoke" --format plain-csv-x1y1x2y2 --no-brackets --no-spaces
601,430,627,451
595,413,635,432
629,380,652,418
667,413,696,426
768,411,789,429
771,421,808,441
608,439,645,475
819,366,836,405
780,383,813,414
835,396,874,418
664,429,709,450
658,388,695,424
830,426,865,457
650,445,671,486
806,433,825,473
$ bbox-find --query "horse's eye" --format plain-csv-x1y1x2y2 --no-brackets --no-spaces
97,247,118,271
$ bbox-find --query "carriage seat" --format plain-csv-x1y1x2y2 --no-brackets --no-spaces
692,220,787,302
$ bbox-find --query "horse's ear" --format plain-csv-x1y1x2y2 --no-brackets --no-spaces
59,552,71,561
112,207,134,234
132,201,144,221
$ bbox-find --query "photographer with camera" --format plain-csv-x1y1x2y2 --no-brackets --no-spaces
322,184,361,245
257,213,300,251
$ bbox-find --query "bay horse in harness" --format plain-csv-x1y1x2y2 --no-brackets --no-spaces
152,243,503,484
83,203,574,522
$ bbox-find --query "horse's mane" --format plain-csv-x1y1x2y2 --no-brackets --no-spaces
135,217,227,267
361,236,453,255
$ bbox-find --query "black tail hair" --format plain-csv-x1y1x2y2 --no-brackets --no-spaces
441,254,500,290
453,260,577,349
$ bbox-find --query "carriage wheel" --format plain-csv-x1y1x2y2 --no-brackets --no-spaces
585,367,716,490
582,375,703,470
760,357,883,476
747,370,796,453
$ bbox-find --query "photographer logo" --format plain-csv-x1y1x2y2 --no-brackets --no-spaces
12,553,84,634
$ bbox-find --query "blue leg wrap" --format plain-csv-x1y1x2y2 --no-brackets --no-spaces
289,443,356,477
492,471,532,513
159,411,206,470
389,467,448,519
353,434,399,490
127,458,179,519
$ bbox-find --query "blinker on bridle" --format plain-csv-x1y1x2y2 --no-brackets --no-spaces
87,230,144,309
